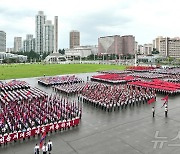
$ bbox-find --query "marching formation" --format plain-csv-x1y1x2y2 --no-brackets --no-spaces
130,72,168,79
81,83,156,111
53,82,86,94
38,75,84,86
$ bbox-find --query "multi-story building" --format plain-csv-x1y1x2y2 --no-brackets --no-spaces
0,31,6,52
143,44,153,55
6,48,14,53
14,37,22,52
43,20,54,53
35,11,46,54
155,36,163,52
160,37,180,57
122,35,135,55
138,45,143,54
134,41,138,54
54,16,58,53
23,34,36,52
98,35,135,56
70,30,80,49
98,35,123,55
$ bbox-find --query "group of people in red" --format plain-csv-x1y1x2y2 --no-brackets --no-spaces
0,80,82,146
80,82,156,111
38,75,84,86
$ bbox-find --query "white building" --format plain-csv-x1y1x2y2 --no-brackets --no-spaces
23,34,36,52
0,31,6,52
14,37,22,52
54,16,58,53
160,37,180,57
6,48,14,53
43,20,54,53
0,52,27,63
143,44,153,55
138,45,143,54
65,45,98,59
35,11,46,54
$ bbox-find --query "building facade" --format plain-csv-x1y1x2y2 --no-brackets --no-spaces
160,37,180,57
70,30,80,49
43,20,54,53
23,34,36,52
54,16,58,53
6,48,14,53
0,31,6,52
143,44,153,55
35,11,46,54
122,35,135,55
155,36,163,52
98,35,135,56
14,37,22,52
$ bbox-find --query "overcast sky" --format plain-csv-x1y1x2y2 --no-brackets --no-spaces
1,0,180,49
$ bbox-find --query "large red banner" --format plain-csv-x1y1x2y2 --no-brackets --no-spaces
0,118,80,144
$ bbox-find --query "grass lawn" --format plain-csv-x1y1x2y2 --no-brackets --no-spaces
0,63,126,80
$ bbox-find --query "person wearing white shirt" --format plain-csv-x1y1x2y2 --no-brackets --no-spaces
47,140,53,154
34,143,39,154
42,143,48,154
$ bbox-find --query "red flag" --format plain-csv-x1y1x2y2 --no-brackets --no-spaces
40,131,46,149
161,101,167,108
161,95,168,102
148,98,155,104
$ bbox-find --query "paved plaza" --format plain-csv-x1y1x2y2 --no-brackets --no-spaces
1,73,180,154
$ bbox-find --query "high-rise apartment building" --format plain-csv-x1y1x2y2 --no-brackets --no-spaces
35,11,46,54
70,30,80,48
43,20,54,53
23,34,35,52
98,35,135,55
160,37,180,57
14,37,22,52
0,31,6,52
54,16,58,53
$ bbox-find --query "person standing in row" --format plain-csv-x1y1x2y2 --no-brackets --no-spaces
152,107,155,117
34,144,39,154
48,140,53,154
165,106,168,117
42,143,48,154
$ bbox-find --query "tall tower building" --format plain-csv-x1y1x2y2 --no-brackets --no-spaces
23,34,35,52
54,16,58,53
0,31,6,52
43,20,54,53
70,30,80,49
35,11,46,54
14,37,22,52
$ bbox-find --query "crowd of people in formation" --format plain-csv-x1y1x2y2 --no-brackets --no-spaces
126,66,155,72
80,82,156,111
166,75,180,83
128,79,180,95
152,67,180,75
0,86,82,135
91,74,139,84
0,80,30,92
130,72,168,79
53,82,86,95
98,70,131,74
38,75,84,86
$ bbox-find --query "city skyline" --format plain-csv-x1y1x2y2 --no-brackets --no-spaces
1,0,180,49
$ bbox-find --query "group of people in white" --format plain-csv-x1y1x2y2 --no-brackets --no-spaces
34,139,53,154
